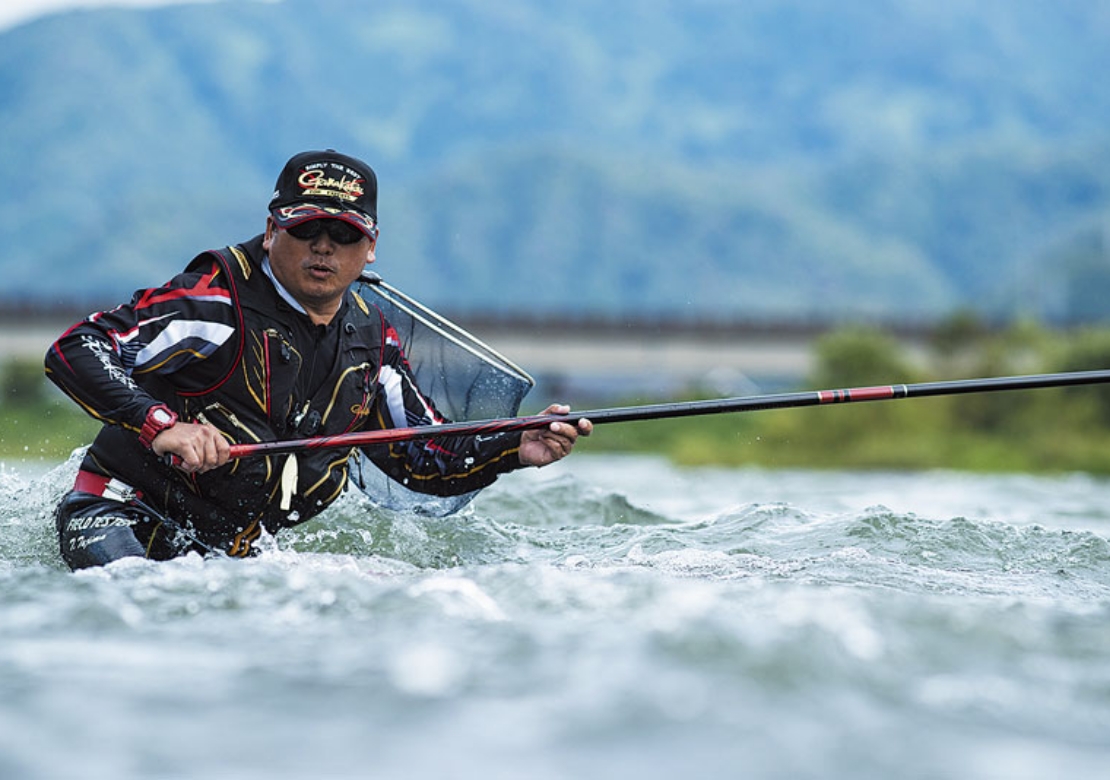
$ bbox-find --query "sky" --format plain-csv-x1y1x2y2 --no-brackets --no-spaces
0,0,213,31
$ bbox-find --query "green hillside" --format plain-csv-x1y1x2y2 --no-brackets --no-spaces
2,0,1109,322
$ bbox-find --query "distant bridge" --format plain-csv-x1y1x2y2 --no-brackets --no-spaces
0,325,65,362
467,321,817,401
0,317,931,404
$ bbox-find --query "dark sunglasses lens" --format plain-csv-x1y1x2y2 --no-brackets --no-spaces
325,221,365,244
285,221,320,241
286,219,365,245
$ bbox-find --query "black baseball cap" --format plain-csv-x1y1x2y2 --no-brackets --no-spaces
268,149,378,239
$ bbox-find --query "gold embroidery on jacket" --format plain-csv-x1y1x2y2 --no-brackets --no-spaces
228,245,252,279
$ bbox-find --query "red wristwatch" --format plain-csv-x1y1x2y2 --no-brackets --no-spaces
138,404,178,449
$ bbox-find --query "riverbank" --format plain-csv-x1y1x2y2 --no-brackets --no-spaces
5,321,1110,475
578,323,1110,475
4,395,1109,476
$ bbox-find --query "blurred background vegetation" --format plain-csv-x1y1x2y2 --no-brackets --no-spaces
0,357,100,463
7,318,1110,474
575,319,1110,474
2,1,1110,325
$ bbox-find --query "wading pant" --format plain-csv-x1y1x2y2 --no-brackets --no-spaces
54,471,199,571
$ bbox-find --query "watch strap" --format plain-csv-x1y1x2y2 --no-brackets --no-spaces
138,404,178,449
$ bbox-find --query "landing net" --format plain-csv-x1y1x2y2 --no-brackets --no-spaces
351,273,535,515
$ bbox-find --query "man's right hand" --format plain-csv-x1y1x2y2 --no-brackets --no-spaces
152,422,231,473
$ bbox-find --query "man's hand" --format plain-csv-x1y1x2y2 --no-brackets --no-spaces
152,421,231,473
519,404,592,467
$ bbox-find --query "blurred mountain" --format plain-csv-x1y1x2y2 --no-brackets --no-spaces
2,0,1109,323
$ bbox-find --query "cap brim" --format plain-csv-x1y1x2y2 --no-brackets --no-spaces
270,203,378,239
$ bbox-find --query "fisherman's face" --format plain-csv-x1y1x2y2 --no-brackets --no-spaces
263,216,375,323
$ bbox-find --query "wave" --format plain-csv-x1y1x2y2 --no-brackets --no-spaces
5,455,1110,608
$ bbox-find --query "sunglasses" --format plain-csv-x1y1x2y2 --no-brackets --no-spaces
285,219,370,245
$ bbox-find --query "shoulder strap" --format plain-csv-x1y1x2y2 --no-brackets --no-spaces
174,243,250,398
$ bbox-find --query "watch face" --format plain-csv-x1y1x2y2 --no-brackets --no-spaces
152,409,174,424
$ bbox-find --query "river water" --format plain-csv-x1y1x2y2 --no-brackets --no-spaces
2,451,1109,779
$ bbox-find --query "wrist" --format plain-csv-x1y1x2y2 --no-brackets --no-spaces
138,404,178,449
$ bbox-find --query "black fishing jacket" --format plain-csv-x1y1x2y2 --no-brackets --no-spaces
45,235,523,555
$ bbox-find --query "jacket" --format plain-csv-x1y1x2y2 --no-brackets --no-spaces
45,235,524,554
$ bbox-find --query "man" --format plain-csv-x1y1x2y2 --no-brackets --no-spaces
45,149,591,570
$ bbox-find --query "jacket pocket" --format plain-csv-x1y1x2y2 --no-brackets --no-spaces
320,361,376,433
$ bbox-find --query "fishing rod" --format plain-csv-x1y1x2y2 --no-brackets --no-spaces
227,368,1110,460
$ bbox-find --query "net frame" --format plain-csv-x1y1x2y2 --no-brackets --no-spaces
350,272,535,514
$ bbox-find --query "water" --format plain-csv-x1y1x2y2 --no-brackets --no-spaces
3,451,1110,779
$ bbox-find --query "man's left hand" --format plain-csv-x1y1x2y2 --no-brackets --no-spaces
519,404,592,467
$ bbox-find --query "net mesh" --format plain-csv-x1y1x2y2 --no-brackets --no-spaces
350,274,534,515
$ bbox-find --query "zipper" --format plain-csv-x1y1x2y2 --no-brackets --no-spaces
200,403,270,478
263,327,298,423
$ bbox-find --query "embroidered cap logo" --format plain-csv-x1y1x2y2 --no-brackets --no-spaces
298,164,364,204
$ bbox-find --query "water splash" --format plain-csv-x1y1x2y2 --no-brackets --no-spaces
0,450,81,569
